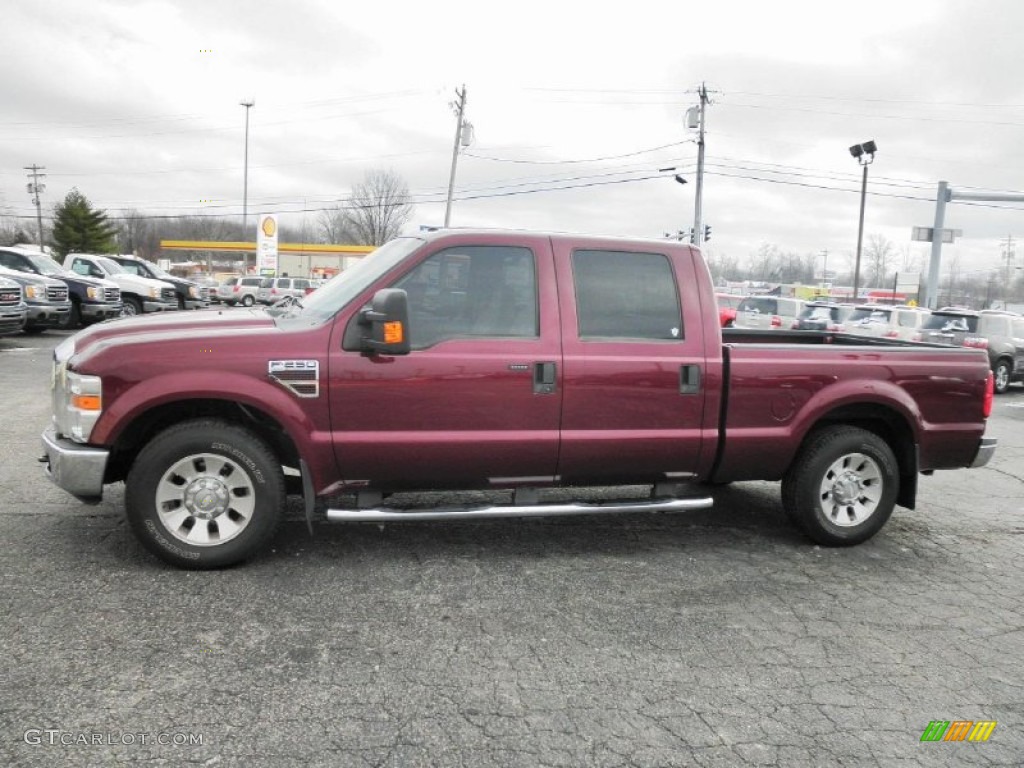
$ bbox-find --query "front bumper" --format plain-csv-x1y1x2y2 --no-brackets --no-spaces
184,299,209,310
25,304,71,328
81,302,124,321
970,437,998,468
0,309,26,334
40,426,109,501
142,300,179,313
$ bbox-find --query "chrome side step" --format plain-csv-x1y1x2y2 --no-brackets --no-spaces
326,496,713,523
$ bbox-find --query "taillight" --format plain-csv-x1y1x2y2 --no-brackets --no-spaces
233,285,240,293
771,315,781,327
911,332,922,342
883,330,899,338
983,372,993,418
790,320,799,329
964,337,988,349
827,323,844,332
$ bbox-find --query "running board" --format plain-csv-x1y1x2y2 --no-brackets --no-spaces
326,496,713,523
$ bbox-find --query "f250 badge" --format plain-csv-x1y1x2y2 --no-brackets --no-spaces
267,360,319,398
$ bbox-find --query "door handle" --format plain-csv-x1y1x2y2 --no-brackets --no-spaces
533,361,556,394
679,364,701,394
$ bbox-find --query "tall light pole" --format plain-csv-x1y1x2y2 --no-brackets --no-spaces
849,140,877,300
444,85,469,228
24,165,46,250
240,98,255,274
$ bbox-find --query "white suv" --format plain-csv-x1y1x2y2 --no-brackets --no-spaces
218,276,263,306
845,304,931,341
733,296,805,330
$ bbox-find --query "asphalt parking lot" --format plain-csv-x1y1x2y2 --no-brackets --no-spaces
1,326,1022,767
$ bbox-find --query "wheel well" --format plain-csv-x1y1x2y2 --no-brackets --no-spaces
803,403,918,509
105,398,301,486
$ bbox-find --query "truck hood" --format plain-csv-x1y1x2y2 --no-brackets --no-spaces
68,306,275,357
106,273,174,292
62,272,118,290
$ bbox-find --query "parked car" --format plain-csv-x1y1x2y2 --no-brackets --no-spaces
65,254,177,316
714,293,743,328
218,276,263,306
256,277,315,305
794,301,856,331
0,246,121,329
0,276,27,336
845,304,932,341
733,296,805,330
0,266,70,333
106,254,208,310
915,308,1024,393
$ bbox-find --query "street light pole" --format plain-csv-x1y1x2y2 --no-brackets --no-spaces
240,99,255,274
849,140,877,301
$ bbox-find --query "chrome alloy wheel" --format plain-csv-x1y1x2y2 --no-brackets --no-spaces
818,452,883,527
155,453,255,546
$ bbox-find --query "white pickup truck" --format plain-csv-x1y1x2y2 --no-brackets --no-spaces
65,253,178,316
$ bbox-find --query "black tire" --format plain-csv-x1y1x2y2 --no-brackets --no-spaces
21,325,46,335
993,359,1011,395
242,294,255,307
61,302,82,330
781,426,899,546
177,295,186,310
122,296,143,316
125,419,285,569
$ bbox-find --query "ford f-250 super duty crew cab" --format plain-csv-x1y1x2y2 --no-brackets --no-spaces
40,230,997,569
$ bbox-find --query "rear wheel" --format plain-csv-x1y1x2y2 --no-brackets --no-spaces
125,419,285,569
782,426,899,546
993,359,1011,394
242,294,255,307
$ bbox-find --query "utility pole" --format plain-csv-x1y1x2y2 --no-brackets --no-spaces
444,85,468,228
692,83,709,247
24,165,46,251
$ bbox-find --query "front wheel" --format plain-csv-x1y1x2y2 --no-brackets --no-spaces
122,296,142,316
993,359,1011,394
125,419,285,569
781,426,899,546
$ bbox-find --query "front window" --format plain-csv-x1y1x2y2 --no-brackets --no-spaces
394,245,538,349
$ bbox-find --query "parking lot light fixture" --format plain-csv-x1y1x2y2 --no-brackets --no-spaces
850,140,877,300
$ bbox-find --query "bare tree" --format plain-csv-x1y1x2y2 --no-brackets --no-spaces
863,234,895,289
341,169,414,246
317,207,359,244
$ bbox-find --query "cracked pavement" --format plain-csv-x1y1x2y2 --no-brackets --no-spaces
1,331,1022,766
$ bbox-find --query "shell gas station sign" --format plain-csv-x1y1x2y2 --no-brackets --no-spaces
257,214,278,275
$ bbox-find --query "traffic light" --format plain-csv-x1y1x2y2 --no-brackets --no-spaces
704,224,712,242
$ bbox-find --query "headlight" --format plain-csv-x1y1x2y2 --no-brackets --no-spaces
87,286,99,299
149,286,159,298
55,370,102,443
188,286,198,297
26,285,39,299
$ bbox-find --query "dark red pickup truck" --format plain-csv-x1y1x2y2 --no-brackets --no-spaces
41,230,997,568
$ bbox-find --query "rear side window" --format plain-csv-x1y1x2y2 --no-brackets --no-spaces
572,249,681,340
981,316,1011,336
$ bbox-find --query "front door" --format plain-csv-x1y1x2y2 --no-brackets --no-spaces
328,236,562,489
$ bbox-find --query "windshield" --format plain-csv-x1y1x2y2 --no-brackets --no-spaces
23,252,67,277
849,307,891,323
291,237,424,322
921,313,977,333
799,305,836,321
96,257,126,274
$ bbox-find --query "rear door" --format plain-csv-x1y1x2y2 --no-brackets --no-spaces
552,240,707,483
328,235,562,488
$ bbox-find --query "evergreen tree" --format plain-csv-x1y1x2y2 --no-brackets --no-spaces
51,188,118,258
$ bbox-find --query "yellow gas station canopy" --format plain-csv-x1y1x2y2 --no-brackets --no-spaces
160,240,375,255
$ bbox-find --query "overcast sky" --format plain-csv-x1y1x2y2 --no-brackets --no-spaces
2,0,1022,282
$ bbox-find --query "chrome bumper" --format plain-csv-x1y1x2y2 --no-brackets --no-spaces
970,437,998,468
40,426,109,501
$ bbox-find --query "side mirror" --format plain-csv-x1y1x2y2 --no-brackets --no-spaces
360,288,411,356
